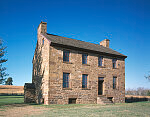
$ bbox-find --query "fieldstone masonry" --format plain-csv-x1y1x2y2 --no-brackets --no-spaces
24,83,35,103
24,22,127,105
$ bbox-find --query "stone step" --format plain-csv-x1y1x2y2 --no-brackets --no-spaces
100,98,109,100
97,96,113,104
103,101,113,103
98,95,106,97
99,98,110,101
101,100,113,103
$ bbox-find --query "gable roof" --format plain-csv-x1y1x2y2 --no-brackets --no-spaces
43,33,127,58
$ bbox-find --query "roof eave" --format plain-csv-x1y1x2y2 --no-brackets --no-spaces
50,42,127,59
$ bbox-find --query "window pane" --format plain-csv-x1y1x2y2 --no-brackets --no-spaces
82,54,88,64
63,50,70,62
113,77,117,89
98,56,103,66
98,77,104,80
82,74,87,88
63,73,69,88
42,39,44,45
112,59,117,68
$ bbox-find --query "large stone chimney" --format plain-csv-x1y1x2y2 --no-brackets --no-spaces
100,39,110,48
38,21,47,34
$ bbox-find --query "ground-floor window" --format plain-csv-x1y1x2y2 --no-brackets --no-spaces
63,73,69,88
113,76,117,89
82,74,88,88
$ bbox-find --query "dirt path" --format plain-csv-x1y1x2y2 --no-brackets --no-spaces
0,104,49,117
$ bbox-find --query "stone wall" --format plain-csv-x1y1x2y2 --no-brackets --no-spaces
32,28,50,104
24,83,35,103
48,45,125,104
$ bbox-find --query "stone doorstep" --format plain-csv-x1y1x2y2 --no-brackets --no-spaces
97,95,114,105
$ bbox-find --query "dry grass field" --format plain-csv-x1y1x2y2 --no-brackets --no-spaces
126,95,150,98
0,85,24,95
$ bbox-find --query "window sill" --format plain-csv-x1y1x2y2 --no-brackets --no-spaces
82,64,90,66
113,68,118,69
62,88,72,90
98,66,105,68
63,61,73,64
82,88,91,90
113,88,118,90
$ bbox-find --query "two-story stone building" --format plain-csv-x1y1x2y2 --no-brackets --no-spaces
24,22,127,105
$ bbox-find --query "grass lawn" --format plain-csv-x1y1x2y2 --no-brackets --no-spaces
0,96,150,117
36,102,150,117
0,95,24,107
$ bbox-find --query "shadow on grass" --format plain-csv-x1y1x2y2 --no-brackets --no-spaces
38,104,90,109
0,103,25,108
0,96,24,99
0,103,39,108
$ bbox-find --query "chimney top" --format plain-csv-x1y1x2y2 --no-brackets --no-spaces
38,21,47,34
100,39,110,48
40,21,47,24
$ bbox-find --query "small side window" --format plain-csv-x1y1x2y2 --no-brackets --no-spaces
42,39,44,45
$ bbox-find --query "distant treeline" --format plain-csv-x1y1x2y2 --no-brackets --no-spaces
125,87,150,96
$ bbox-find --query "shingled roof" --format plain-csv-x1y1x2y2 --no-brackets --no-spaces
43,33,127,58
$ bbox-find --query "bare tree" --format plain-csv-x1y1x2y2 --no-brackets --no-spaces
126,87,150,96
145,72,150,81
0,39,8,84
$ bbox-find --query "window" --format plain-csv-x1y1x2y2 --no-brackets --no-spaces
42,39,44,45
82,74,88,88
113,76,117,89
82,54,88,64
63,50,70,62
63,73,69,88
98,56,103,66
112,58,117,68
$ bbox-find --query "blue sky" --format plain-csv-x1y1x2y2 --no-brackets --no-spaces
0,0,150,89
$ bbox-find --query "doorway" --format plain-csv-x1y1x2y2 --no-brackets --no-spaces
98,77,104,95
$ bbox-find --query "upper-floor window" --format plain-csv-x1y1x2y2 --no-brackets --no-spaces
82,74,88,88
98,56,103,66
63,73,69,88
63,50,70,62
113,76,117,89
82,54,88,64
112,58,117,68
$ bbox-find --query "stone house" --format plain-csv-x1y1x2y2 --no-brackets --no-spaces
24,22,127,105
